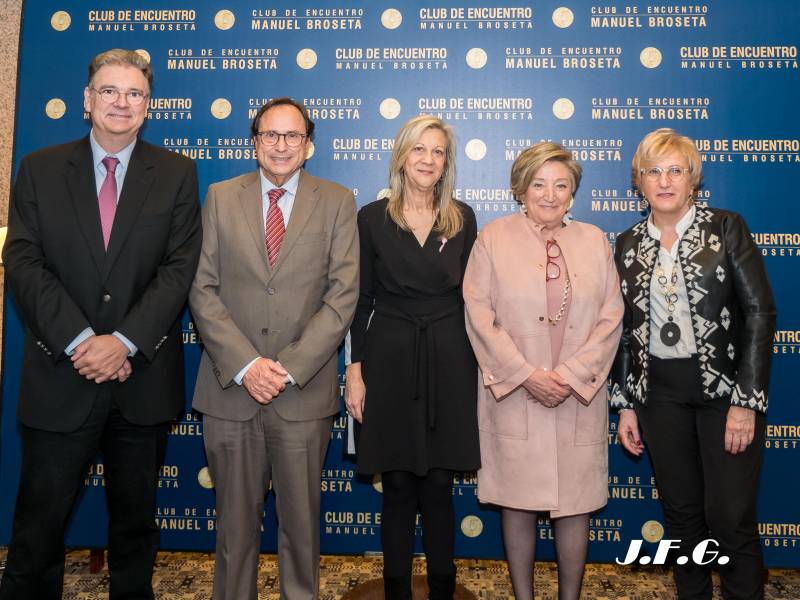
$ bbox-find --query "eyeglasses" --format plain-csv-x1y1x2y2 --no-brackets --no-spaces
640,166,690,181
91,87,148,106
255,130,307,147
546,240,562,281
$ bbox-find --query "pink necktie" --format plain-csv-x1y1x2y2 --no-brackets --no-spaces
266,188,286,266
99,156,119,249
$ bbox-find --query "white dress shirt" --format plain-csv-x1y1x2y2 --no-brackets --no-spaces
259,167,299,229
647,204,699,359
233,168,301,385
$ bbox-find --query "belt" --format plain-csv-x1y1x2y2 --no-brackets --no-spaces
372,302,462,429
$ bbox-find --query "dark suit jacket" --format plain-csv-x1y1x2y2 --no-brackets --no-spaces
3,136,202,432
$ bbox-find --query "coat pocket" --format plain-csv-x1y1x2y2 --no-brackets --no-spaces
479,387,528,439
574,387,608,445
296,231,330,245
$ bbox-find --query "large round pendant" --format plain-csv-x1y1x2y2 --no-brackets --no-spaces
660,322,681,346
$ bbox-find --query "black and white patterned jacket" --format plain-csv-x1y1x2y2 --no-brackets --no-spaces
610,206,776,413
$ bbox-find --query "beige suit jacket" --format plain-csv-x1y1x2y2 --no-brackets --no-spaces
189,169,359,422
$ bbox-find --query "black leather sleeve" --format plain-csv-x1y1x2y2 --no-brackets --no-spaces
609,236,634,411
724,212,777,413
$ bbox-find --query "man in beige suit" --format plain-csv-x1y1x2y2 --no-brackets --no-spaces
189,97,358,600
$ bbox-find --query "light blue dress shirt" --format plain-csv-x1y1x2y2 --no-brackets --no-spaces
64,130,139,357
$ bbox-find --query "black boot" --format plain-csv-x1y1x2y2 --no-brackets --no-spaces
427,572,456,600
384,574,412,600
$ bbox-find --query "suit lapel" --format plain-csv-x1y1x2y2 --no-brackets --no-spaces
65,138,105,276
678,206,705,271
268,170,319,279
238,171,270,270
102,141,155,280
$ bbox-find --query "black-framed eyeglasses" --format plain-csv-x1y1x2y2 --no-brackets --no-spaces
255,130,308,147
90,87,149,106
546,240,562,281
640,166,690,182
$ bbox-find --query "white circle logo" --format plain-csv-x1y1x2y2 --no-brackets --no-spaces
465,139,487,161
51,11,71,31
372,474,383,493
460,515,484,538
381,9,403,29
296,49,318,70
552,98,575,120
210,98,232,120
642,520,665,543
640,47,663,69
552,8,574,28
379,98,401,120
466,48,488,69
45,98,66,120
215,10,236,30
135,49,151,64
197,467,214,489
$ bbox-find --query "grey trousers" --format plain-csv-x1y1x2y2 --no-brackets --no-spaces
204,405,333,600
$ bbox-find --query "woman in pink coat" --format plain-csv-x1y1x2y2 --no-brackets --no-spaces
463,142,623,600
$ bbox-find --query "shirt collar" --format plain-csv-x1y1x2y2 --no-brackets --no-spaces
89,130,136,172
259,168,301,198
647,203,696,242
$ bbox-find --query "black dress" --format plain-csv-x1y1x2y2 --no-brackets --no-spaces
350,198,481,476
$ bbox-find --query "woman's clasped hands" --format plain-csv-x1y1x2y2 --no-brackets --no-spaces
523,368,572,407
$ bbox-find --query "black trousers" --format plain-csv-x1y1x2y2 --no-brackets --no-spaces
0,389,169,600
635,356,765,600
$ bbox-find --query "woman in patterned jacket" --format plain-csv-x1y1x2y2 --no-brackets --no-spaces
611,128,776,600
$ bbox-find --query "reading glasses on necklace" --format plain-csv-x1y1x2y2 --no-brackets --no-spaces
91,87,149,106
256,130,308,147
641,166,690,181
546,239,562,281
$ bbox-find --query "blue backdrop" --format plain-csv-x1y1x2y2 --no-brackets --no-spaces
1,0,798,567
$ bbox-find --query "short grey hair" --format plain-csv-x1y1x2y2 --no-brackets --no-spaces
88,49,153,91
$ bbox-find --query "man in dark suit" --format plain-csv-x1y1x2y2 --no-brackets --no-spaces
0,49,202,599
189,97,358,599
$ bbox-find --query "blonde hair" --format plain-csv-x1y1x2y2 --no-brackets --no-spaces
510,141,582,203
386,115,463,239
632,127,703,196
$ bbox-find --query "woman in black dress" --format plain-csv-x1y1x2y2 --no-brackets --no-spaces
345,115,480,600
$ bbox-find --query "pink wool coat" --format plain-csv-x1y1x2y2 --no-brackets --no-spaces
463,214,623,516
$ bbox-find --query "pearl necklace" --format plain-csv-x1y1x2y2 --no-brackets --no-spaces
548,274,571,326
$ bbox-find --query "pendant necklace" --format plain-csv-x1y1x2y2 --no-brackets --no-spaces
654,254,681,346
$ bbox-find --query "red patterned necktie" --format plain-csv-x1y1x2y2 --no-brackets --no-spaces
98,156,119,249
266,188,286,266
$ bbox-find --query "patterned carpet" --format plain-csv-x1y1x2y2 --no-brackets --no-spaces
1,548,798,599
